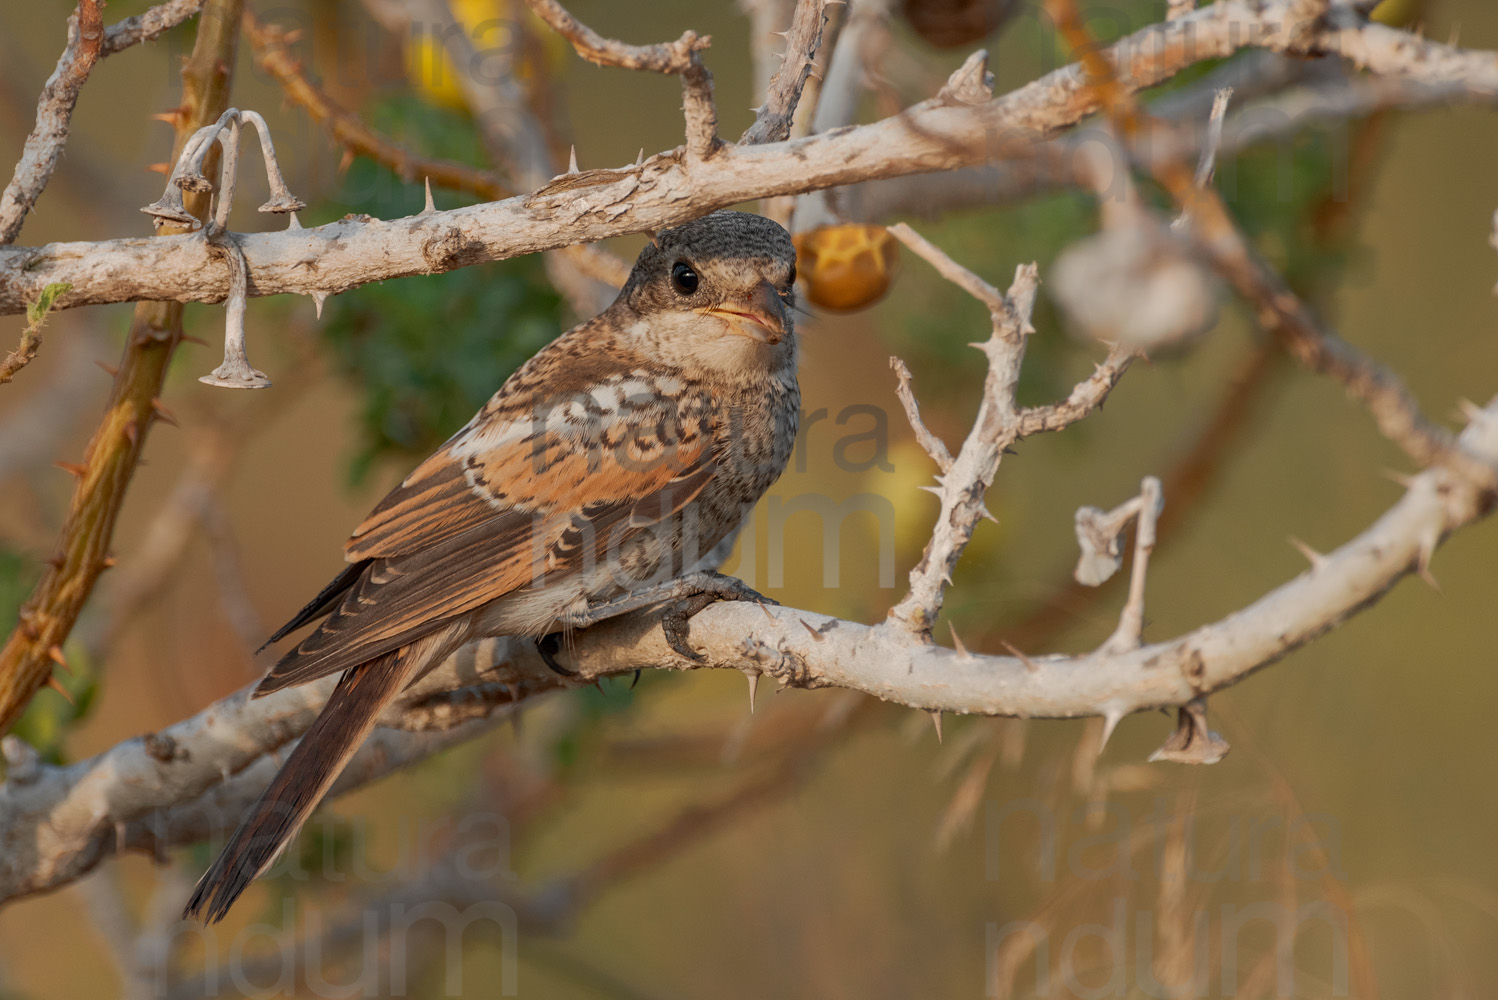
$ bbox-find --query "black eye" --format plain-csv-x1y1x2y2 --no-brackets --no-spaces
787,263,796,286
671,261,699,295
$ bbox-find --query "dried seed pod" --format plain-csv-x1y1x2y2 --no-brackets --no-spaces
900,0,1016,49
793,223,900,312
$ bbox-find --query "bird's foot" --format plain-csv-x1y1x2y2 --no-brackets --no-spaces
560,572,775,662
658,573,775,661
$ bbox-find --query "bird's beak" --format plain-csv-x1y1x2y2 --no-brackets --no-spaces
699,280,789,345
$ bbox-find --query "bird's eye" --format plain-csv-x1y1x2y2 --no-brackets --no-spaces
671,261,699,295
787,263,797,286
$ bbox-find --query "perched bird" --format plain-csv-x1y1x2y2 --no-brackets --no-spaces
185,210,800,923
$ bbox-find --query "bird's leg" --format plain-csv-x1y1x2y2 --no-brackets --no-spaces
563,571,776,661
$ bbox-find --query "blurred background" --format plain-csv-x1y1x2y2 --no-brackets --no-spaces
1,0,1496,996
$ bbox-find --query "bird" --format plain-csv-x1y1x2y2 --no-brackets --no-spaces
184,210,800,923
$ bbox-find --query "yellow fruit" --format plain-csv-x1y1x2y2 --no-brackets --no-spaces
793,224,900,312
406,0,516,109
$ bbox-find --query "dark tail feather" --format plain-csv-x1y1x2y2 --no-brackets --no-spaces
257,560,368,653
184,650,409,924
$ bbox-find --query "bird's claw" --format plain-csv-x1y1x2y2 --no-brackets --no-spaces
660,575,774,660
536,632,575,676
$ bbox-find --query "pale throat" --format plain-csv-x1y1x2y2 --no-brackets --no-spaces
625,313,792,377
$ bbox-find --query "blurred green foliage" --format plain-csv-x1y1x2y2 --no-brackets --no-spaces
320,96,565,480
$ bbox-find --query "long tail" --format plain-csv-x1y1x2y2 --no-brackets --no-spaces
184,647,419,923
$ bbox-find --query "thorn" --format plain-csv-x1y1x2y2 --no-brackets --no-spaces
978,503,999,523
94,360,118,377
629,669,641,689
287,211,302,230
146,162,171,176
1380,468,1417,488
122,419,139,448
948,622,973,661
1416,526,1441,592
800,618,825,642
771,30,790,40
44,553,63,569
746,671,759,713
1097,709,1124,755
1003,446,1019,456
101,556,116,569
46,676,74,704
1457,398,1485,424
180,334,209,347
756,600,775,622
916,484,943,497
635,148,645,166
1001,640,1039,672
312,290,329,319
47,645,70,673
1287,536,1327,571
422,177,436,214
150,108,184,126
929,710,944,743
54,461,87,478
150,398,179,427
567,145,579,174
337,148,355,176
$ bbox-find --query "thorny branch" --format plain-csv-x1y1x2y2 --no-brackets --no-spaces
0,0,210,247
2,0,1498,917
243,12,508,201
0,0,104,246
5,390,1498,902
0,0,244,736
8,0,1496,315
739,0,834,145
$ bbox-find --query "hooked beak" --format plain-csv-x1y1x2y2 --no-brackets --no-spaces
698,279,790,345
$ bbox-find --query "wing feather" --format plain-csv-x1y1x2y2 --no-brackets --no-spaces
256,389,717,695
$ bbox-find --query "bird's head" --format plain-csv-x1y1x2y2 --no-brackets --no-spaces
615,211,798,373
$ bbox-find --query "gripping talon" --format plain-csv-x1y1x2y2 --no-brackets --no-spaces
536,633,575,676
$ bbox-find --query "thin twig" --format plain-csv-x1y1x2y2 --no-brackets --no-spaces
522,0,710,73
889,357,953,473
740,0,833,145
1048,0,1494,487
244,12,508,200
0,0,105,245
101,0,206,56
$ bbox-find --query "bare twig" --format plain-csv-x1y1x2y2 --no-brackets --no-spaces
883,223,1039,636
522,0,721,159
1049,0,1495,488
740,0,833,145
889,357,953,474
1101,477,1163,654
0,0,105,245
522,0,710,73
101,0,206,56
